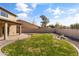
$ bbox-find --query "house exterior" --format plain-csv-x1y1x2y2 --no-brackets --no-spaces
0,7,21,40
17,20,39,33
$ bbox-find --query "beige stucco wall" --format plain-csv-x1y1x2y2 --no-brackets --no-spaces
8,14,16,22
0,22,3,37
0,21,5,37
0,8,17,36
9,25,16,35
0,9,16,21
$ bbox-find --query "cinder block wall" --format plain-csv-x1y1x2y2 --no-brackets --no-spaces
21,27,55,33
55,29,79,40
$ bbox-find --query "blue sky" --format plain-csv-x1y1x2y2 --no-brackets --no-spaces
0,3,79,26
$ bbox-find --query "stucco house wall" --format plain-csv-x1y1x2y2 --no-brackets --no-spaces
0,7,17,36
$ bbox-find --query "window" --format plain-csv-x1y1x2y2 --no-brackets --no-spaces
0,11,8,18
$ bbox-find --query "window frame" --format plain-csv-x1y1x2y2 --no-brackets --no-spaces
0,10,8,18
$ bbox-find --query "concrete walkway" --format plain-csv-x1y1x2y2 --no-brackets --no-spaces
0,40,16,56
0,34,29,56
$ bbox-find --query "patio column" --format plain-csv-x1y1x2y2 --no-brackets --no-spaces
4,22,8,40
19,25,21,35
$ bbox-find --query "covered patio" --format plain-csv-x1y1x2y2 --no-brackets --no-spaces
0,18,22,40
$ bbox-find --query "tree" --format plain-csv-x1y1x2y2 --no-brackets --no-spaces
48,24,55,28
55,22,61,28
40,15,49,27
62,26,69,29
54,22,69,29
70,23,79,29
70,24,74,29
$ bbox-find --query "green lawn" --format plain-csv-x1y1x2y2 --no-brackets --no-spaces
1,34,78,56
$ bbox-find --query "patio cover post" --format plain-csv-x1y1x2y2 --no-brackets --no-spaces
4,22,8,40
19,25,21,35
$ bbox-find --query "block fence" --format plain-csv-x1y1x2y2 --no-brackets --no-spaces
21,28,79,40
54,29,79,40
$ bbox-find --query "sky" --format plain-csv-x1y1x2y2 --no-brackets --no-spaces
0,3,79,26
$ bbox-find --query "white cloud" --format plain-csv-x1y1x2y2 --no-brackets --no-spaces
46,7,79,26
68,9,77,14
52,7,64,15
48,13,79,26
16,3,38,13
54,15,59,19
16,3,32,12
16,3,36,21
31,3,37,9
73,14,79,23
17,13,28,20
16,3,38,20
45,8,53,13
69,9,76,12
45,7,64,19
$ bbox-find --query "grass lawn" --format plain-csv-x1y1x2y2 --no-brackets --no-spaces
1,34,78,56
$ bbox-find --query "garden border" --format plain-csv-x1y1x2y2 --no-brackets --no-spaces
53,33,79,56
64,39,79,56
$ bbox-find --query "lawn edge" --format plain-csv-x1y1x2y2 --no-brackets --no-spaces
64,39,79,56
0,40,16,56
0,35,30,56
